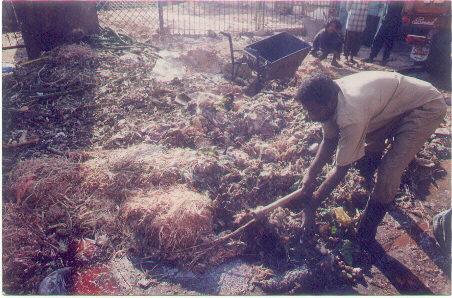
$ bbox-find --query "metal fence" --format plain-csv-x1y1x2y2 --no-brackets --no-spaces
96,1,340,37
2,1,24,49
96,1,161,39
2,1,340,50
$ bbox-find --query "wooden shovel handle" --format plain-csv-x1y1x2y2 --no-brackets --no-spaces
251,188,307,219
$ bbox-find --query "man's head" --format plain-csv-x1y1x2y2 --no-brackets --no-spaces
325,18,342,35
294,73,340,123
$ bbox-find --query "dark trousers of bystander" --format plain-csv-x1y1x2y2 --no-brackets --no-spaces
344,30,364,57
369,23,400,61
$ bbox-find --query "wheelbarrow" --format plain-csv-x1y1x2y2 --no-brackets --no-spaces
220,31,311,94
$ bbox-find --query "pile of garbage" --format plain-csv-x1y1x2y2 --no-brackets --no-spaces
2,33,450,294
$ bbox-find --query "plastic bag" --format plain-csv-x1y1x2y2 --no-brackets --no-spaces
38,267,73,295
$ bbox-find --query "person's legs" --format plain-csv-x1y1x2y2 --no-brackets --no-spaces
344,30,352,60
327,38,343,67
357,198,391,246
318,51,328,61
358,99,446,244
348,33,358,63
355,150,383,189
310,50,319,58
333,38,343,60
355,114,405,187
372,100,446,205
382,27,398,62
331,52,342,67
344,31,363,63
349,31,364,63
369,33,385,60
363,24,390,62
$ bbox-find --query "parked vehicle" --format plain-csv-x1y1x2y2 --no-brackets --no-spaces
402,0,451,76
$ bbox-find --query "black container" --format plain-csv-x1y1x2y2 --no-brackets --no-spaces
244,32,311,80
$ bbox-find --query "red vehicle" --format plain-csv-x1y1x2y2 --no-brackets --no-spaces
402,0,451,76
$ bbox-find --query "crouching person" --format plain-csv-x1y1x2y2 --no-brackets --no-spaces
310,18,344,68
294,71,446,248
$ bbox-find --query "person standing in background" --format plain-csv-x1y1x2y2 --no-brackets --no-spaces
362,1,404,65
344,1,370,64
362,1,385,47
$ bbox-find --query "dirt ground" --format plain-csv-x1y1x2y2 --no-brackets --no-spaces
2,29,451,295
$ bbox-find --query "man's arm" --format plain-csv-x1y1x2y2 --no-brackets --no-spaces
301,163,350,233
299,137,339,197
300,137,351,233
312,164,350,207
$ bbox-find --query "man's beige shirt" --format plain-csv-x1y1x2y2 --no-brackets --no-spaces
322,71,444,166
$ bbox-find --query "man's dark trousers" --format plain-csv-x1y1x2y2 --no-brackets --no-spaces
369,22,399,61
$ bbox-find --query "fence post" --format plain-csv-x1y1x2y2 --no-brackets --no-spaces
256,1,264,31
158,1,164,35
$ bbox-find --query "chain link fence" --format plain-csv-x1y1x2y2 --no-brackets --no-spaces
96,1,161,39
2,1,24,49
3,1,340,50
96,1,340,38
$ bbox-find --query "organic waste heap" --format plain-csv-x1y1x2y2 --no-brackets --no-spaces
3,35,451,294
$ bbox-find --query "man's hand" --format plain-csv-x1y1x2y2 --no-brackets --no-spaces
300,190,318,237
300,172,316,194
300,206,316,237
292,178,314,211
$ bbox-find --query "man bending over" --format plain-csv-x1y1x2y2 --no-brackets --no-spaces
294,71,446,247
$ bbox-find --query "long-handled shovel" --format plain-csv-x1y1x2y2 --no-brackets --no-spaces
170,188,308,257
250,188,306,219
204,188,308,246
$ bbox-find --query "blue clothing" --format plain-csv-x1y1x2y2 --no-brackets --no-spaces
369,1,404,60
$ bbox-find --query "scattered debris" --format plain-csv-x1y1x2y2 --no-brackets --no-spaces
2,31,451,295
